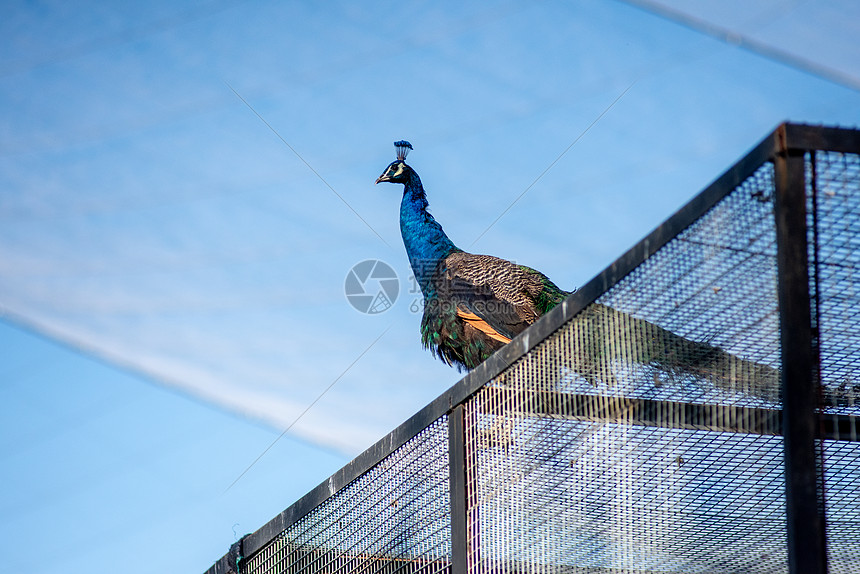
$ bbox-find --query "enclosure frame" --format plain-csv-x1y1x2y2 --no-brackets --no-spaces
205,123,860,574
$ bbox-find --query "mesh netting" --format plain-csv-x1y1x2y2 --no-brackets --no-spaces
465,164,788,573
245,417,451,574
458,150,860,573
465,402,787,573
811,151,860,569
569,163,781,406
811,151,860,417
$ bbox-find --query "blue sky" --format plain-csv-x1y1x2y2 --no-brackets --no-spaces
1,1,859,573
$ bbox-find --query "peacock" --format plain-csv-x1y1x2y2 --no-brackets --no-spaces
376,141,779,399
375,140,567,370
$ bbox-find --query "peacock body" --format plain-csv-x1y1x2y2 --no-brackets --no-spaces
376,141,570,371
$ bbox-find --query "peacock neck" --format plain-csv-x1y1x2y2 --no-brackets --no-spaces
399,171,459,296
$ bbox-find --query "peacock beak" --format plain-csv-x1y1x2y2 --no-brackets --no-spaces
375,174,389,184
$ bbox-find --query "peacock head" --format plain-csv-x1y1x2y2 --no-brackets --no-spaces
375,140,414,185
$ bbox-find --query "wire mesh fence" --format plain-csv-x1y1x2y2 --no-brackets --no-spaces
205,124,860,574
245,418,451,574
810,149,860,571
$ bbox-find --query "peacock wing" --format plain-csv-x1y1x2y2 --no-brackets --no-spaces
438,252,549,342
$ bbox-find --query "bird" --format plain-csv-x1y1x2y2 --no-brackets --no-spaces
375,141,780,400
375,140,571,371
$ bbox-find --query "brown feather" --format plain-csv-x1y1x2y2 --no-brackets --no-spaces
456,308,512,344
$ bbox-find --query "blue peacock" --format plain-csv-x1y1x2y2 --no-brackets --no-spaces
376,141,779,398
376,141,569,371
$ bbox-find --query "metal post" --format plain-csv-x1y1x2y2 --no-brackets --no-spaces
449,405,468,574
773,126,827,574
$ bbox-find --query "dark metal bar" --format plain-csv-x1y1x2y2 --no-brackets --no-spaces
203,536,245,574
203,555,234,574
449,405,468,574
783,123,860,155
774,125,828,574
473,387,859,441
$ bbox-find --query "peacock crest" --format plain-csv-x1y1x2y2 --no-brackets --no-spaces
394,140,412,161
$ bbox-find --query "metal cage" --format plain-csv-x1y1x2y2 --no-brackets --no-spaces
205,123,860,574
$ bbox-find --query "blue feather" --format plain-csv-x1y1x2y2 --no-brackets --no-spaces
398,170,459,295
